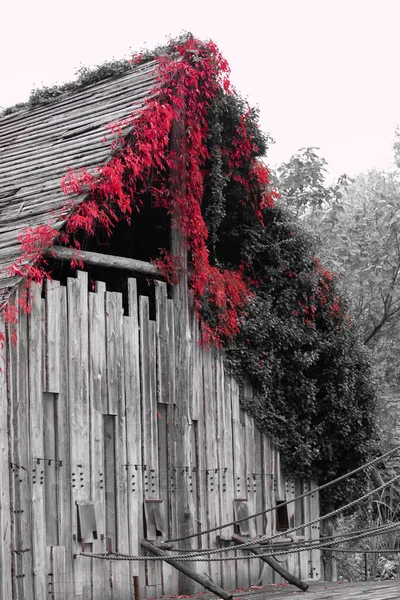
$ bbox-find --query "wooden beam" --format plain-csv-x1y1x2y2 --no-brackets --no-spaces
141,540,233,600
44,246,163,278
231,534,309,592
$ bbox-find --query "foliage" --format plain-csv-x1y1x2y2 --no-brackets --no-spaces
277,148,400,383
3,36,379,510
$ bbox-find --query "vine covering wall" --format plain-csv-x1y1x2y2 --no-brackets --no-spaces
3,34,379,510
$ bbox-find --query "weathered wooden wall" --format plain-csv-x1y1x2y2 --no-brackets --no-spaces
0,274,320,599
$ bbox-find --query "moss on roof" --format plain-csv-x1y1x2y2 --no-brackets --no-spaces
1,33,191,116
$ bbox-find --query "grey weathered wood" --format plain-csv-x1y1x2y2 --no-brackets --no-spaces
67,271,91,596
155,280,171,405
232,533,309,592
220,371,236,589
171,211,197,596
125,278,146,599
44,246,162,279
13,297,34,600
141,540,233,600
114,308,130,598
106,291,124,416
56,285,73,600
88,284,110,599
139,296,162,593
203,349,221,585
28,283,47,598
45,279,61,393
0,312,12,599
52,545,65,599
310,480,321,580
231,380,248,589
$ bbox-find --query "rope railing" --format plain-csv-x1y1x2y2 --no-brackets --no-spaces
165,444,400,543
77,472,400,562
77,521,400,562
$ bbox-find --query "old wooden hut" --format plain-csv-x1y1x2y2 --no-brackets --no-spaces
0,53,321,599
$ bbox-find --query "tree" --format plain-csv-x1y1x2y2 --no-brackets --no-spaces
276,148,400,382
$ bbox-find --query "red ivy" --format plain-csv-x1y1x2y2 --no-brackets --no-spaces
4,37,277,347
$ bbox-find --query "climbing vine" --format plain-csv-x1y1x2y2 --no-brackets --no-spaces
3,34,379,508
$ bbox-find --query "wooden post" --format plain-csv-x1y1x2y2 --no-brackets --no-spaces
170,114,197,594
141,540,233,600
322,518,337,582
232,534,309,592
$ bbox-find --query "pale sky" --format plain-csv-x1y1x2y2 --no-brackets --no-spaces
1,0,400,180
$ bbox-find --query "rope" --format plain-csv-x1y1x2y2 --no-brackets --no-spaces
77,521,400,562
165,445,400,543
77,479,400,563
162,471,400,559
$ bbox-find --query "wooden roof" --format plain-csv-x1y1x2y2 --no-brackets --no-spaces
0,60,159,291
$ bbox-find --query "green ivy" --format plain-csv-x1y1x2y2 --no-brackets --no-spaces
201,92,379,511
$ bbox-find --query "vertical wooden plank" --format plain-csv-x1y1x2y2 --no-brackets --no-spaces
167,299,176,404
45,279,61,393
89,282,110,600
244,411,258,585
52,546,65,599
125,279,146,599
155,280,171,405
261,434,274,584
171,220,197,595
106,292,123,416
13,302,34,600
67,272,91,597
0,312,12,599
220,369,235,590
105,290,130,597
300,480,311,580
203,349,221,585
28,282,47,598
57,285,74,600
231,379,248,589
190,314,201,420
310,480,321,580
285,477,299,579
139,296,162,595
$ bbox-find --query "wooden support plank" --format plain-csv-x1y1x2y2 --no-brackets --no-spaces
167,299,176,404
56,285,74,600
125,278,146,599
106,292,124,416
244,410,259,585
141,540,233,600
232,534,309,592
220,368,236,590
28,282,47,599
203,348,221,585
155,280,171,405
310,480,321,580
45,279,61,393
109,291,130,598
67,271,91,597
44,245,162,279
13,300,34,600
139,296,162,594
52,545,65,599
190,314,202,420
89,284,110,600
155,281,179,593
261,434,274,584
0,312,12,599
231,379,248,589
285,477,298,580
302,480,312,580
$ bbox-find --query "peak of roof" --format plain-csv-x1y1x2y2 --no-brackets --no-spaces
0,59,160,291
